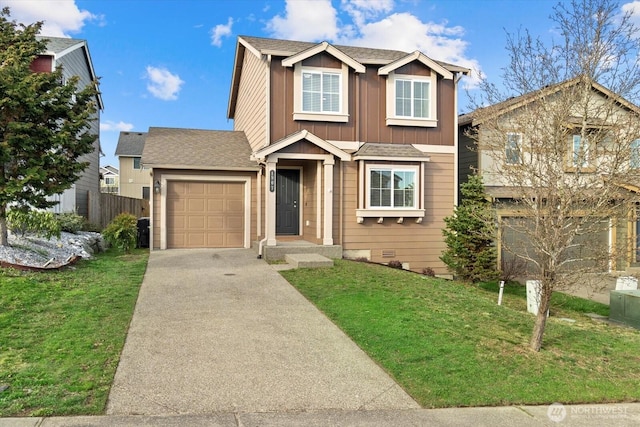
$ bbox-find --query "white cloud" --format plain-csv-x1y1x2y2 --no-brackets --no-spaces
100,121,134,132
144,66,184,101
211,17,233,47
4,0,99,37
266,0,338,41
266,0,480,86
622,1,640,24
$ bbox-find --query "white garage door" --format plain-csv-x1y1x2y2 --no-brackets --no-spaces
166,181,244,248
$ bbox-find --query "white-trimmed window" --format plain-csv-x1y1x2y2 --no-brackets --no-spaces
571,135,590,168
386,72,437,127
133,157,142,170
506,132,522,165
368,166,417,209
631,139,640,169
104,177,115,185
293,64,349,122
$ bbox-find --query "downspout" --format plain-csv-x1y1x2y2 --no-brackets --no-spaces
258,55,272,257
453,72,463,207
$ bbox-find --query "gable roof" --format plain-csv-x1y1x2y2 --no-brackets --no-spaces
142,127,259,171
100,165,119,175
281,41,365,73
378,51,454,80
229,35,470,119
38,36,104,110
459,77,640,127
115,131,147,157
253,129,351,161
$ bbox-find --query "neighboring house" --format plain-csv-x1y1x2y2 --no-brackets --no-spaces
458,77,640,272
143,36,470,274
100,165,119,193
115,131,150,200
32,37,103,220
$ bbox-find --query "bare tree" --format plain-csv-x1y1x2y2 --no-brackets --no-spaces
467,0,640,351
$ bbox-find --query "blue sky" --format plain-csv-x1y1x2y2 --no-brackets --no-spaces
4,0,639,167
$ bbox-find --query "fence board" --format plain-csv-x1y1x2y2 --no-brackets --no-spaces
89,192,150,228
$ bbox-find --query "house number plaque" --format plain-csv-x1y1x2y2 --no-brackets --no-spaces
269,170,275,192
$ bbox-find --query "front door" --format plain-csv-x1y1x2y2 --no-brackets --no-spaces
276,169,300,235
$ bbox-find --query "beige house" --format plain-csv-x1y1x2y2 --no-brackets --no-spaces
115,131,150,200
459,77,640,272
99,165,119,193
143,36,469,275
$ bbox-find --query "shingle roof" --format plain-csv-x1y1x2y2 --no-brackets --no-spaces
354,143,431,159
37,36,84,54
115,132,147,156
240,35,467,70
142,127,258,170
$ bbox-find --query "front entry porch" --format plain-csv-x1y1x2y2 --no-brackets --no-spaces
253,238,343,262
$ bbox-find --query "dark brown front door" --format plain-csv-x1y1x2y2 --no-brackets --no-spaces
276,169,300,235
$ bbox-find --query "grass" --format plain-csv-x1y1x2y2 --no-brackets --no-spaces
0,248,148,417
281,260,640,408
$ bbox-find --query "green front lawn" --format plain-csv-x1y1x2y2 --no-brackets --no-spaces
281,260,640,408
0,249,148,417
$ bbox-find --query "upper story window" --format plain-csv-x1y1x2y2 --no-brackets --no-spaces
302,71,340,113
293,64,349,123
570,135,590,168
104,177,115,185
133,157,142,170
386,72,437,128
506,132,522,165
631,139,640,169
395,79,430,119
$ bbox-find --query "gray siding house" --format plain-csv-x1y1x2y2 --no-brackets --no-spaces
35,37,103,221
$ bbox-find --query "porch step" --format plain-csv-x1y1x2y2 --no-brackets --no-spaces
285,253,334,268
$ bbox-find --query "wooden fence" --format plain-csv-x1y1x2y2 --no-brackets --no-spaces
88,192,150,229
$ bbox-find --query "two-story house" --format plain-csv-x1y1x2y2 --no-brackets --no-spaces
143,36,469,274
100,165,119,194
458,77,640,273
115,131,150,200
32,37,103,221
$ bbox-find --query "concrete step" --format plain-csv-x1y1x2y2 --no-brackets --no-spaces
285,253,334,268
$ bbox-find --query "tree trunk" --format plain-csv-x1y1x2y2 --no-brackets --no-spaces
0,213,7,246
530,285,552,352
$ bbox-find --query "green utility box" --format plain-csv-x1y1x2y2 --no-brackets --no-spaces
610,290,640,329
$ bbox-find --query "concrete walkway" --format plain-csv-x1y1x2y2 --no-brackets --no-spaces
106,249,418,415
3,249,640,426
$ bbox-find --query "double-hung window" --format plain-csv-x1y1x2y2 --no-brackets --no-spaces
631,139,640,169
571,135,590,168
368,167,417,209
133,157,142,170
386,72,437,127
302,70,340,113
395,79,430,119
293,64,348,122
505,132,522,165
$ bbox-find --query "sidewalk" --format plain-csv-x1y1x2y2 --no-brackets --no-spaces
2,403,640,426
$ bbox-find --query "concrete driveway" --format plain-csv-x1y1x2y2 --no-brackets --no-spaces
106,249,419,415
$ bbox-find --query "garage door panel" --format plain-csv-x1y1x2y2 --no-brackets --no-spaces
167,181,245,249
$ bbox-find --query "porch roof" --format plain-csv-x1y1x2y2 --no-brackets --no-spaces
253,130,351,161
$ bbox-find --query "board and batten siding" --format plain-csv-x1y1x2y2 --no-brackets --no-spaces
233,47,268,152
57,46,101,218
268,58,456,147
339,153,455,275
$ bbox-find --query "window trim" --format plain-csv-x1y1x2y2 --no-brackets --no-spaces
133,157,142,170
104,177,115,185
356,163,425,218
386,72,437,127
569,134,591,169
293,63,349,122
